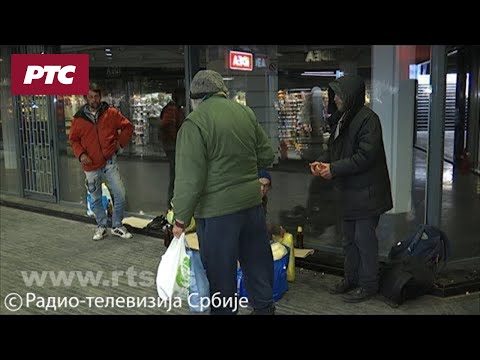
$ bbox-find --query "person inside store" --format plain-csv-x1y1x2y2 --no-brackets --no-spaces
259,169,286,239
310,74,393,303
69,82,134,241
171,70,276,315
159,88,185,210
299,86,327,163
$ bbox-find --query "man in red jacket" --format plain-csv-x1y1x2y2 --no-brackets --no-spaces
159,88,185,210
69,83,134,241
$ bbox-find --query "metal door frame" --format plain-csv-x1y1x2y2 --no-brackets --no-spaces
15,95,59,203
470,47,480,172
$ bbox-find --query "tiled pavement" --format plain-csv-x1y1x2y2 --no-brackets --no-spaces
1,206,478,315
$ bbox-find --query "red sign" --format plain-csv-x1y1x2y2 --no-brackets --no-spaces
11,54,89,95
229,51,253,71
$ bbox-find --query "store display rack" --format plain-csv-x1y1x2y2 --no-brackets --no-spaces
277,89,311,159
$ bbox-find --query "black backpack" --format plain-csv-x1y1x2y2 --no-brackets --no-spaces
380,225,451,307
388,224,450,265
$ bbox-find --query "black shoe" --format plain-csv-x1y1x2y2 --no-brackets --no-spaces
342,287,376,303
329,279,357,295
250,306,276,315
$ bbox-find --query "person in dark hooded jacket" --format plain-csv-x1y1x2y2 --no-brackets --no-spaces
310,74,393,303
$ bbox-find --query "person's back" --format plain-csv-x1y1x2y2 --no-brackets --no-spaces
181,95,269,218
171,69,275,315
159,101,184,151
159,98,185,208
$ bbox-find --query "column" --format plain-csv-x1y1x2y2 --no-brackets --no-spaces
425,46,447,227
372,45,416,214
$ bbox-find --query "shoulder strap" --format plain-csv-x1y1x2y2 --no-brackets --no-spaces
407,224,427,254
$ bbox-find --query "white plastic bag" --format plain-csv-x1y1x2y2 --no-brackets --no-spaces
156,233,191,300
86,182,113,217
187,249,210,313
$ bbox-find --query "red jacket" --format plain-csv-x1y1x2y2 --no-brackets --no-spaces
69,102,134,172
159,102,184,151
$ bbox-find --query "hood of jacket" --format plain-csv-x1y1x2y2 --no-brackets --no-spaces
74,101,110,123
329,74,366,114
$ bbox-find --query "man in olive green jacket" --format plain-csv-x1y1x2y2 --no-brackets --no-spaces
171,70,275,315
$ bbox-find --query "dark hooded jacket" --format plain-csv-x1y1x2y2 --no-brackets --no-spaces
321,75,393,220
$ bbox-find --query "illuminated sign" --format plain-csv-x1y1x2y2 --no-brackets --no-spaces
229,51,253,71
255,55,267,68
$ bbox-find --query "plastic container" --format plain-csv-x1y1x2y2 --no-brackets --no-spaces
237,246,289,302
274,232,296,282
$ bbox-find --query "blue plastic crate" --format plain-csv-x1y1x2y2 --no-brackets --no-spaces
237,246,289,302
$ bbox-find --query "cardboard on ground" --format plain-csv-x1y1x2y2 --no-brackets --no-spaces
186,232,314,258
122,217,152,229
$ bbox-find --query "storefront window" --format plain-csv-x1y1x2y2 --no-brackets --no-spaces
57,45,185,214
277,46,372,162
202,45,280,162
48,44,433,255
200,45,376,251
0,46,21,195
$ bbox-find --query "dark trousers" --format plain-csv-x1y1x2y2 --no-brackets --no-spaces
342,216,380,293
196,205,274,315
164,150,175,208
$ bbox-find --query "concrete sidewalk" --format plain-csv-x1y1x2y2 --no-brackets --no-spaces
1,206,478,315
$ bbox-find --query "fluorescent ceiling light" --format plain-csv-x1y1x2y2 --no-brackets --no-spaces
301,71,336,77
303,71,335,75
222,77,234,81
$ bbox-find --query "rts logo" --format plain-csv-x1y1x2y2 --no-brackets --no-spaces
11,54,89,95
23,65,77,84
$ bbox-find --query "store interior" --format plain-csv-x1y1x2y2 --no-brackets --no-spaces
57,45,376,163
58,45,186,160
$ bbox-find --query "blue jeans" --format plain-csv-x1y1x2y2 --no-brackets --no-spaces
84,154,126,229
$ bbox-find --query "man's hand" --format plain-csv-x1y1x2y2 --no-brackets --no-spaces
80,153,93,166
279,226,286,237
319,162,332,180
309,161,321,176
172,219,185,239
172,225,184,239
